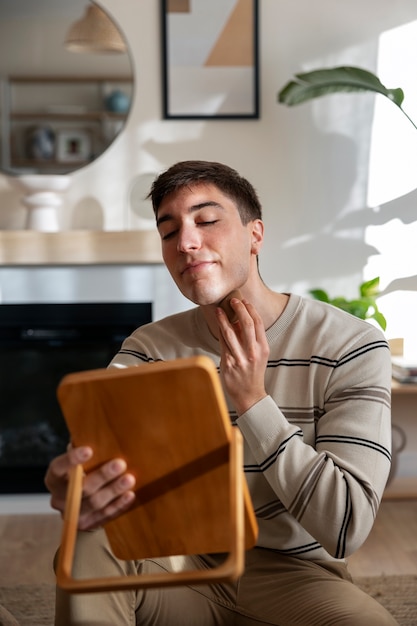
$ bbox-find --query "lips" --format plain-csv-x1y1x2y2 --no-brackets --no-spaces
181,260,215,275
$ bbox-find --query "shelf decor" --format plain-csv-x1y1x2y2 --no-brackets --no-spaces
161,0,259,119
25,125,55,161
11,174,71,232
56,129,91,163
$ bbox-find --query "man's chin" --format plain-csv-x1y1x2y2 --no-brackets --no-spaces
175,284,221,307
183,291,224,308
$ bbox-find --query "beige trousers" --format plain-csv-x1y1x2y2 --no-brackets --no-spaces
54,529,397,626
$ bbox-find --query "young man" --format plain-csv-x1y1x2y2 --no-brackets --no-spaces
46,161,396,625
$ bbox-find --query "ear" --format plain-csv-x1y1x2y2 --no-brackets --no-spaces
250,219,264,254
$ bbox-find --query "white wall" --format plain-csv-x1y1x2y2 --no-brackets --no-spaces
2,0,417,317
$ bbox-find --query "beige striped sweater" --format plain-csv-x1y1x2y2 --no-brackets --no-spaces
109,293,392,563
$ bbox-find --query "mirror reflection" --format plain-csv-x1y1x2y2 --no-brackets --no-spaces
0,0,133,176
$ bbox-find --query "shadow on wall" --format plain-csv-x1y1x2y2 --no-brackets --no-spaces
143,119,417,302
71,197,104,230
0,186,26,229
0,182,105,231
336,186,417,296
143,125,376,287
260,129,379,287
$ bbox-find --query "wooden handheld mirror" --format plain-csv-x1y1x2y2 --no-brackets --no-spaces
55,355,258,593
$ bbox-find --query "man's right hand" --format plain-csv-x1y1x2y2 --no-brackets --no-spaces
44,446,136,531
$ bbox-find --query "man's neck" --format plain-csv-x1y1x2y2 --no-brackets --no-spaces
201,286,289,340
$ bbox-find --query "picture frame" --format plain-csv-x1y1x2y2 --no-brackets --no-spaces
161,0,259,120
56,129,91,163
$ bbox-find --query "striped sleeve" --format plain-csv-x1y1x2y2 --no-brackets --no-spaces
237,326,392,559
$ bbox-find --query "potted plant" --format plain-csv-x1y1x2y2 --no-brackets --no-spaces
277,66,417,331
309,276,387,330
278,67,413,478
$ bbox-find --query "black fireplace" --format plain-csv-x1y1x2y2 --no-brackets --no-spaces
0,301,152,494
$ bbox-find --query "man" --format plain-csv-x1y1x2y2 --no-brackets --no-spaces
46,161,396,625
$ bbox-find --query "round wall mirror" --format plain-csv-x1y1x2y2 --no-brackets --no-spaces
0,0,134,177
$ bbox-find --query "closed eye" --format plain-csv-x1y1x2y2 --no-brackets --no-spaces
161,229,178,241
199,220,218,227
161,220,219,241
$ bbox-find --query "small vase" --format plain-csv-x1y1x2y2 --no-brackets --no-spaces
105,89,130,114
11,174,71,231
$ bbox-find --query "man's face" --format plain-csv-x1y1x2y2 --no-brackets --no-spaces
156,183,261,306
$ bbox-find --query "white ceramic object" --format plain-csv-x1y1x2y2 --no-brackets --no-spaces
12,174,71,231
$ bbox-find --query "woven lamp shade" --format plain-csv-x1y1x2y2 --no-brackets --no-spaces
65,4,127,54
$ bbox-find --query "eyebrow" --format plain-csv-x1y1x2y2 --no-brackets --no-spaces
156,201,224,228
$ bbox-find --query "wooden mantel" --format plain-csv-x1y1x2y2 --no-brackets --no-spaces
0,230,163,266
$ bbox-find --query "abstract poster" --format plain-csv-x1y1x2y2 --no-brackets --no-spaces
162,0,259,119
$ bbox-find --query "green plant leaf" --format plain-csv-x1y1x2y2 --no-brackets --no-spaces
308,276,386,330
333,298,369,319
278,66,404,107
369,310,387,331
309,288,330,302
329,296,348,308
360,277,380,298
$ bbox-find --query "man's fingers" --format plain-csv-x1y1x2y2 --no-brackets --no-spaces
83,466,136,510
82,458,130,496
79,491,137,531
44,446,92,491
78,468,137,530
44,447,137,530
219,290,242,323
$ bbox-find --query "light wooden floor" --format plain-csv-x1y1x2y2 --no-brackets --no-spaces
349,497,417,577
0,498,416,585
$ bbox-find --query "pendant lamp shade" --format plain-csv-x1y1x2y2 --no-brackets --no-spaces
65,4,127,54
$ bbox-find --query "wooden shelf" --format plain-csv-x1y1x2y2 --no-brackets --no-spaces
0,230,163,266
2,74,133,175
383,476,417,500
9,158,90,170
391,379,417,395
9,75,132,83
11,111,126,121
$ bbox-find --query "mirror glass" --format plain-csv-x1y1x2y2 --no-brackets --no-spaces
0,0,133,176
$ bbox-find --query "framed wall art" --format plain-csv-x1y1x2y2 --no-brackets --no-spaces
161,0,259,119
56,129,91,163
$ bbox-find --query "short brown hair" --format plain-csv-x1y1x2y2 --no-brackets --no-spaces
149,160,262,225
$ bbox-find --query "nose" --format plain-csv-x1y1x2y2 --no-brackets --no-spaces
176,224,201,253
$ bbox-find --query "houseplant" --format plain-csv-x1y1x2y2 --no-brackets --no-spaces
309,276,387,330
278,67,412,483
277,66,417,131
277,66,417,330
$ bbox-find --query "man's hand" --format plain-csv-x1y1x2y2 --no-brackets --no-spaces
44,446,136,531
216,296,270,415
